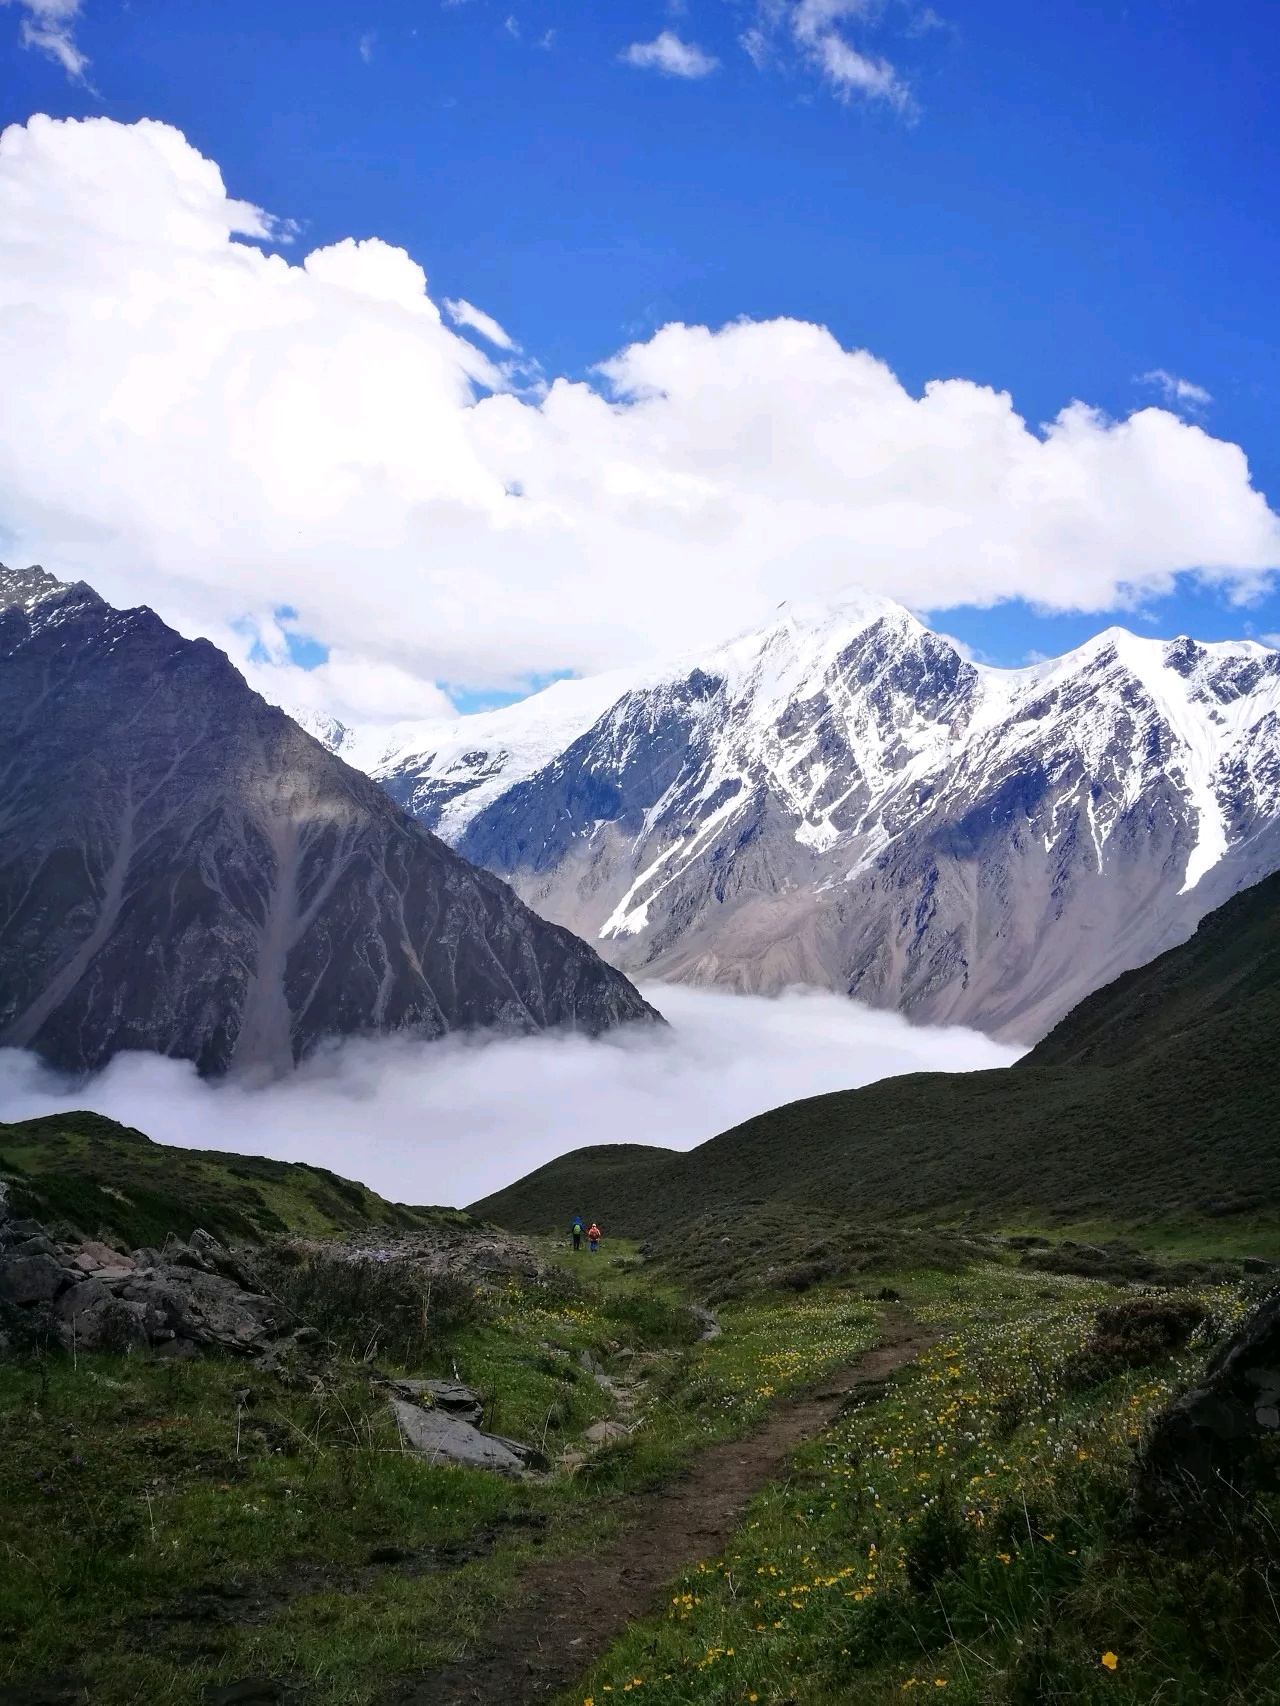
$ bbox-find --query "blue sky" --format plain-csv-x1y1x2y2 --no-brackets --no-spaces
3,0,1279,683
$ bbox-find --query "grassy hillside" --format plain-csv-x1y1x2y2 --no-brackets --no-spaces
471,870,1280,1242
0,1109,456,1247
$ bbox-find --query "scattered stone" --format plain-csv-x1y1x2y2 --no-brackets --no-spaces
1244,1257,1279,1275
0,1213,290,1361
584,1420,630,1445
70,1240,134,1274
690,1304,721,1341
389,1397,543,1477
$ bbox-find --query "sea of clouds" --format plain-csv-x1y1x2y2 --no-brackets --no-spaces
0,986,1020,1209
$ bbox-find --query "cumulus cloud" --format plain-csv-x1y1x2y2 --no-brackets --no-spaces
443,296,518,351
1,115,1278,725
0,987,1019,1207
621,31,720,78
1139,369,1213,410
2,0,87,80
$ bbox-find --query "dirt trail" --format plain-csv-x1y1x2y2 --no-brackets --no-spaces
387,1310,935,1706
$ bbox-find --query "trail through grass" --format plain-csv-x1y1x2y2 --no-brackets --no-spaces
569,1265,1277,1706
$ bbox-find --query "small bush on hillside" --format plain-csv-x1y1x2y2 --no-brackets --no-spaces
903,1480,977,1593
1063,1295,1210,1390
601,1291,701,1348
261,1244,477,1362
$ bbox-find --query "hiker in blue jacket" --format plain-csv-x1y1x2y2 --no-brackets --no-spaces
571,1214,584,1253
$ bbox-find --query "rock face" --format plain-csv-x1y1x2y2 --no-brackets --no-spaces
0,564,658,1076
0,1194,304,1359
352,598,1280,1041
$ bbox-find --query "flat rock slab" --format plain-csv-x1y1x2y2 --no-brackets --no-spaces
390,1400,531,1477
391,1379,484,1423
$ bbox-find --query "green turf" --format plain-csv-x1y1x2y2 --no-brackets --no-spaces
0,1237,884,1704
0,1109,462,1247
568,1265,1279,1706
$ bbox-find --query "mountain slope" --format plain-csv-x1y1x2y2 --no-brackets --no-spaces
0,1108,457,1247
362,600,1280,1042
469,867,1280,1235
0,565,658,1076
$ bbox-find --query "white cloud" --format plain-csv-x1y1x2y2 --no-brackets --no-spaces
746,0,912,108
0,115,1278,725
0,987,1020,1207
621,30,720,78
740,25,772,68
1139,369,1213,410
2,0,87,79
359,31,375,62
443,296,518,351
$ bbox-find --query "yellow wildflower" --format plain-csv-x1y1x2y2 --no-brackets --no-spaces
1101,1652,1119,1671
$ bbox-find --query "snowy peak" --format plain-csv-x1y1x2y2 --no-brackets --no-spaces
336,600,1280,1042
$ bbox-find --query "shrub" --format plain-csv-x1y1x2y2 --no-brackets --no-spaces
260,1244,477,1362
903,1481,977,1594
600,1291,701,1348
1063,1295,1209,1390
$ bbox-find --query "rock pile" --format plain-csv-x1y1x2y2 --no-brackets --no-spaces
0,1184,312,1361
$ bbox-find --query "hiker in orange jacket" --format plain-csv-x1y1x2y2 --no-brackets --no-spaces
587,1222,601,1252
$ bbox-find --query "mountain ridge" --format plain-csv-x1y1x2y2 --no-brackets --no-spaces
322,597,1280,1041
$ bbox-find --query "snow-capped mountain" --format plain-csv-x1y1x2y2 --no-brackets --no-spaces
349,597,1280,1042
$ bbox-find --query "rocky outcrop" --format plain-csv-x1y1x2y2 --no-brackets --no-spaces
359,598,1280,1042
0,565,659,1076
0,1188,307,1359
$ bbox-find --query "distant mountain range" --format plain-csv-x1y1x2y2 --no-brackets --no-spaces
470,863,1280,1237
315,599,1280,1042
0,566,656,1077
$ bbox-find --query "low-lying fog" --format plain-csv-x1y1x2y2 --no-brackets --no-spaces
0,986,1021,1208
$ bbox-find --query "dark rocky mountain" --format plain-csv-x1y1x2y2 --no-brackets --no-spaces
353,599,1280,1043
0,565,657,1076
470,865,1280,1236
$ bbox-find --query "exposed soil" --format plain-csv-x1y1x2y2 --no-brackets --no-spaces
384,1309,934,1706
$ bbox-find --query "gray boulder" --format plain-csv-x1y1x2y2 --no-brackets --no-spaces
57,1277,110,1322
71,1296,150,1351
389,1398,542,1477
0,1252,68,1305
